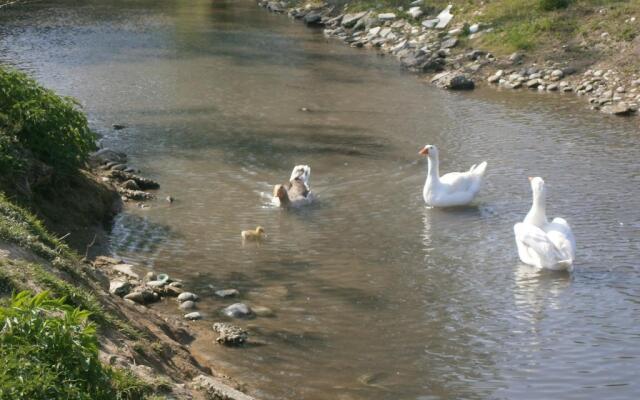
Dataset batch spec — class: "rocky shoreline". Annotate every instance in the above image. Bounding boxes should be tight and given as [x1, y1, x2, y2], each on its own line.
[85, 145, 261, 398]
[259, 0, 640, 117]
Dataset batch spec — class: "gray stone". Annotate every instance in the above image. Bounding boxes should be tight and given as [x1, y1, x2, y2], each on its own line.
[303, 12, 322, 26]
[215, 289, 240, 298]
[441, 38, 458, 49]
[109, 280, 131, 297]
[89, 148, 127, 167]
[180, 300, 197, 310]
[551, 69, 564, 79]
[112, 264, 140, 280]
[408, 7, 423, 19]
[546, 83, 559, 91]
[602, 102, 635, 115]
[435, 73, 475, 90]
[341, 12, 367, 28]
[213, 323, 249, 345]
[487, 70, 504, 83]
[378, 13, 396, 22]
[124, 288, 157, 305]
[526, 79, 541, 88]
[191, 375, 256, 400]
[184, 312, 203, 320]
[422, 18, 439, 29]
[509, 52, 524, 64]
[223, 303, 254, 319]
[177, 292, 199, 302]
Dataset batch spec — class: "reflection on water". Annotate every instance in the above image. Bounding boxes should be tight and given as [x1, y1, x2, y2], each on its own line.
[2, 0, 640, 399]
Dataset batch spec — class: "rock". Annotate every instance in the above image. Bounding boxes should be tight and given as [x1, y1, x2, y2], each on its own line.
[303, 12, 323, 26]
[124, 288, 157, 305]
[118, 188, 153, 201]
[113, 124, 127, 130]
[551, 69, 564, 79]
[378, 13, 396, 22]
[422, 18, 439, 29]
[465, 49, 486, 61]
[435, 5, 453, 29]
[164, 284, 183, 297]
[178, 292, 199, 302]
[122, 179, 139, 190]
[602, 102, 635, 115]
[180, 300, 197, 310]
[184, 312, 202, 321]
[408, 7, 423, 19]
[223, 303, 254, 319]
[111, 164, 127, 171]
[215, 289, 240, 298]
[213, 323, 249, 346]
[166, 196, 174, 203]
[440, 38, 458, 49]
[252, 306, 275, 317]
[547, 83, 559, 91]
[89, 148, 127, 167]
[487, 70, 504, 83]
[341, 12, 367, 28]
[379, 27, 392, 38]
[191, 375, 256, 400]
[469, 23, 480, 33]
[109, 280, 131, 297]
[108, 170, 160, 189]
[436, 73, 475, 90]
[147, 279, 167, 289]
[367, 26, 381, 37]
[526, 79, 541, 88]
[509, 52, 524, 64]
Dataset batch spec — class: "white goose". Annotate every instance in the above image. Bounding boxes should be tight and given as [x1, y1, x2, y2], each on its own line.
[514, 177, 576, 271]
[419, 144, 487, 207]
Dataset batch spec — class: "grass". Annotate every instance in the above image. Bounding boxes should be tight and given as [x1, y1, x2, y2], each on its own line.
[0, 291, 152, 399]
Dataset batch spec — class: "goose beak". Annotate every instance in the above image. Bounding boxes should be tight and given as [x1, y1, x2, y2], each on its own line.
[528, 176, 533, 182]
[419, 147, 429, 156]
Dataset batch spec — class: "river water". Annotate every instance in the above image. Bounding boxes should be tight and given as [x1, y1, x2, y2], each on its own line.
[2, 0, 640, 398]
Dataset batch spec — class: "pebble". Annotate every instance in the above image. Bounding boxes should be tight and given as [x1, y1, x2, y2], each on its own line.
[178, 292, 199, 302]
[252, 306, 275, 317]
[109, 280, 131, 297]
[184, 312, 203, 320]
[179, 300, 197, 310]
[223, 303, 254, 319]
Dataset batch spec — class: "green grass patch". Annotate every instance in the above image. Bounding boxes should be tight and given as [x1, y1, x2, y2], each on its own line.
[0, 291, 151, 399]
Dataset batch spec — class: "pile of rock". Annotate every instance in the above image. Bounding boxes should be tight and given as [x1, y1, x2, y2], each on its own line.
[89, 148, 160, 202]
[488, 66, 576, 92]
[576, 69, 638, 115]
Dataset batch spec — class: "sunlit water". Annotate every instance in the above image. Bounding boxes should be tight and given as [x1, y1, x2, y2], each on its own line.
[2, 0, 640, 398]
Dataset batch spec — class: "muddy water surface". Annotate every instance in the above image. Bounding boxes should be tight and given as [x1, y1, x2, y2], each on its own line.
[1, 0, 640, 399]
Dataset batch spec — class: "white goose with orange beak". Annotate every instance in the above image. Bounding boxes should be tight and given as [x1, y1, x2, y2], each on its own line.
[419, 144, 487, 207]
[514, 177, 576, 271]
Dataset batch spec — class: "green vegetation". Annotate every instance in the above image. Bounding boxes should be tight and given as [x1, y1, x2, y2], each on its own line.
[0, 67, 96, 174]
[0, 291, 151, 399]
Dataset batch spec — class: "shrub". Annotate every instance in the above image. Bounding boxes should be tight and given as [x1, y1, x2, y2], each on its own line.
[0, 291, 149, 399]
[539, 0, 570, 11]
[0, 67, 96, 173]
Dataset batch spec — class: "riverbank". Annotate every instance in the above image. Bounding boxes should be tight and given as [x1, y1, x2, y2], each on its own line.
[0, 67, 255, 399]
[259, 0, 640, 116]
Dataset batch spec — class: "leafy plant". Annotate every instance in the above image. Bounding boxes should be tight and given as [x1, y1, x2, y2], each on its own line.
[0, 291, 150, 399]
[0, 67, 97, 174]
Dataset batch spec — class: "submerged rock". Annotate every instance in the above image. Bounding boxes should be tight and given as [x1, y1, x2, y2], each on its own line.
[223, 303, 254, 319]
[178, 292, 199, 302]
[180, 300, 197, 311]
[213, 322, 249, 345]
[435, 73, 475, 90]
[602, 102, 635, 115]
[184, 312, 203, 320]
